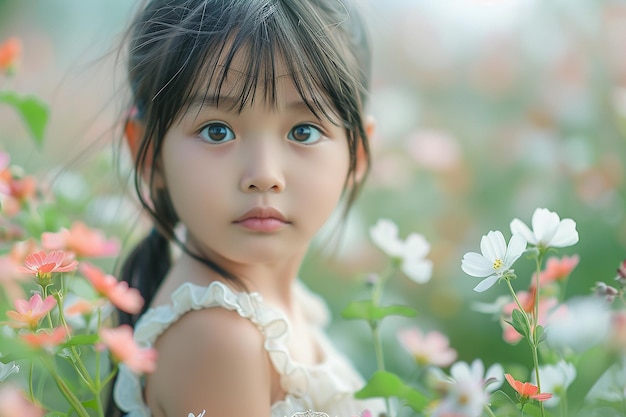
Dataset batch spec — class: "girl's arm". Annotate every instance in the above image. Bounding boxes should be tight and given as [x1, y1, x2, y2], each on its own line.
[144, 307, 274, 417]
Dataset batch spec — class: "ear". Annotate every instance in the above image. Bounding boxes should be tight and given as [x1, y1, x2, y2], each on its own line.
[354, 115, 376, 183]
[124, 116, 144, 162]
[125, 117, 164, 187]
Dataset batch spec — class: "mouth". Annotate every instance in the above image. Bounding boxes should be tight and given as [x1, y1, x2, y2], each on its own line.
[233, 207, 289, 232]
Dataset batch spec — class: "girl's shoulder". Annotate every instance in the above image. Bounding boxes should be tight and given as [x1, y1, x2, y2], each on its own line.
[127, 282, 278, 416]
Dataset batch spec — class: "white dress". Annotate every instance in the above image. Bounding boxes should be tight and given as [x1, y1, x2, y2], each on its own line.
[113, 281, 383, 417]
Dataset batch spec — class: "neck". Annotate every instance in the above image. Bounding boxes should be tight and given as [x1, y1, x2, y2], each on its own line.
[176, 249, 305, 312]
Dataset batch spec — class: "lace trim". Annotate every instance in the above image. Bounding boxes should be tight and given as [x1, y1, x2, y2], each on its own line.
[114, 281, 312, 416]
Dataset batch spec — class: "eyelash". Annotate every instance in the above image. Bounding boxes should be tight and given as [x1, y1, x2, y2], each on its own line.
[196, 122, 325, 145]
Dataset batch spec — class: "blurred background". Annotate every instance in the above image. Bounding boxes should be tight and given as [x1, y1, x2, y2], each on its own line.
[1, 0, 625, 383]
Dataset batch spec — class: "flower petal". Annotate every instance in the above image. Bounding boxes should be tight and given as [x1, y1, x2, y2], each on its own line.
[531, 208, 559, 245]
[549, 218, 579, 248]
[473, 275, 500, 292]
[402, 258, 433, 284]
[480, 231, 506, 261]
[404, 233, 430, 257]
[504, 234, 526, 267]
[462, 252, 493, 277]
[370, 219, 404, 257]
[510, 218, 536, 245]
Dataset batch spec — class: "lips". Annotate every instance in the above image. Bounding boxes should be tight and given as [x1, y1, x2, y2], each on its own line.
[234, 207, 287, 223]
[233, 207, 289, 232]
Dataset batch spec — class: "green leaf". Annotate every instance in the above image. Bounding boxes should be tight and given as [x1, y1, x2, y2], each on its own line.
[0, 335, 40, 361]
[44, 412, 67, 417]
[568, 345, 618, 412]
[489, 390, 523, 416]
[60, 333, 99, 349]
[535, 324, 546, 344]
[341, 299, 417, 322]
[523, 403, 555, 417]
[509, 308, 530, 340]
[355, 370, 429, 412]
[0, 90, 49, 147]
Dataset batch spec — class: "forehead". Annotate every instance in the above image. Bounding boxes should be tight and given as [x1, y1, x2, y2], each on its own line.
[186, 39, 336, 114]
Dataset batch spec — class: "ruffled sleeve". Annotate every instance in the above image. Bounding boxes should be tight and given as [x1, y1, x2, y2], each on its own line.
[114, 282, 273, 417]
[113, 280, 383, 417]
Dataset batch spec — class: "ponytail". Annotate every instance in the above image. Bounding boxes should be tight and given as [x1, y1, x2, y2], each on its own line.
[118, 227, 171, 328]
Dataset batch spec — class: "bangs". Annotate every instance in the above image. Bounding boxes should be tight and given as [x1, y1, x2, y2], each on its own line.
[134, 0, 363, 131]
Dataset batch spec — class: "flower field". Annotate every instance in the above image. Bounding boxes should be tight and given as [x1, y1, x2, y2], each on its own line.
[1, 1, 626, 416]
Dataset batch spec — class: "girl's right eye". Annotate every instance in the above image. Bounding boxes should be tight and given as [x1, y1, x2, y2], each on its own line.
[198, 122, 235, 143]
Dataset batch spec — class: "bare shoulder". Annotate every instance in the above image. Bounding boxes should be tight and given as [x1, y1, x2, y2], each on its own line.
[145, 307, 273, 417]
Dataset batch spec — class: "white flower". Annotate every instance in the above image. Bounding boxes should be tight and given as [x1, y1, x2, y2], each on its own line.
[431, 359, 503, 417]
[461, 230, 526, 292]
[546, 296, 611, 353]
[188, 411, 206, 417]
[369, 219, 432, 283]
[587, 361, 626, 403]
[510, 208, 579, 249]
[0, 360, 19, 382]
[532, 360, 576, 407]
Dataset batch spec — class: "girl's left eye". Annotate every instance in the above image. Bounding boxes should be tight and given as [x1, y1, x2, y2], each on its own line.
[198, 122, 235, 143]
[287, 124, 323, 144]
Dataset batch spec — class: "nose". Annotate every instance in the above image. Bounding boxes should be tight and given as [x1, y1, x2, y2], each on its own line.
[239, 138, 286, 193]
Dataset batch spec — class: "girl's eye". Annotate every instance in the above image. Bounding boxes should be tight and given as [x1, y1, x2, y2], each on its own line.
[288, 124, 323, 144]
[198, 123, 235, 143]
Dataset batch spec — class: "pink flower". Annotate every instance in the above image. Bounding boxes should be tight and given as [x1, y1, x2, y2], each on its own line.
[20, 327, 68, 349]
[99, 325, 157, 374]
[505, 373, 553, 402]
[6, 293, 56, 329]
[398, 327, 457, 367]
[502, 295, 558, 344]
[0, 385, 44, 417]
[42, 222, 120, 258]
[20, 250, 78, 279]
[65, 297, 103, 317]
[79, 262, 143, 314]
[534, 255, 579, 287]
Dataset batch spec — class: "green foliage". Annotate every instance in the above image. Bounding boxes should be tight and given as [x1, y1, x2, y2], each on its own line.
[341, 299, 418, 322]
[0, 91, 49, 147]
[355, 370, 429, 412]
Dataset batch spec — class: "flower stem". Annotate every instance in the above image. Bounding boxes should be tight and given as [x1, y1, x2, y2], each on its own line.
[41, 357, 90, 417]
[533, 252, 545, 417]
[367, 263, 399, 417]
[505, 278, 544, 417]
[28, 360, 35, 402]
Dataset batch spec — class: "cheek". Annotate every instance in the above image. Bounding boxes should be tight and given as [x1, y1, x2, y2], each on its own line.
[292, 146, 350, 223]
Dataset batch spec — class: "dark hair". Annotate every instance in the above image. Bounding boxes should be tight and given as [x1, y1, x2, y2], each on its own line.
[118, 0, 372, 324]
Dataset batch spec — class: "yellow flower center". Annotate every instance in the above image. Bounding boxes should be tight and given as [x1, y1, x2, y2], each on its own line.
[493, 258, 503, 270]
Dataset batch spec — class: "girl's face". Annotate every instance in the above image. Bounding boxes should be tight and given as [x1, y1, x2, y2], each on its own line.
[156, 61, 352, 270]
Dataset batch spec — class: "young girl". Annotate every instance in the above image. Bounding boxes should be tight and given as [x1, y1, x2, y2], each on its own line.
[110, 0, 382, 416]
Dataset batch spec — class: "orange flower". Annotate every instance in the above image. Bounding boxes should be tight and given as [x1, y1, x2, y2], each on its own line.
[6, 293, 56, 329]
[21, 250, 78, 281]
[99, 325, 157, 374]
[0, 37, 21, 74]
[80, 262, 143, 314]
[505, 373, 552, 402]
[42, 222, 121, 258]
[7, 175, 37, 203]
[20, 327, 68, 349]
